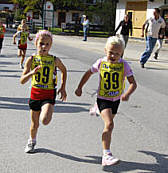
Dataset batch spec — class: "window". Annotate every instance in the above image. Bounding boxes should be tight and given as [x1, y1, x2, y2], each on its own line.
[33, 11, 40, 19]
[72, 13, 79, 21]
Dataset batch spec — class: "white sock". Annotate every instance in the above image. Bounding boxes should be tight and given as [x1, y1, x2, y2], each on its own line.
[103, 149, 111, 155]
[29, 137, 36, 143]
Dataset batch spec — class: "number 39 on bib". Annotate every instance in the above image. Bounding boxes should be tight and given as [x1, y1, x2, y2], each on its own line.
[99, 61, 124, 98]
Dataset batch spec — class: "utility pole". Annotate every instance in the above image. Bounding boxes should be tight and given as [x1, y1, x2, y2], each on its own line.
[42, 0, 46, 29]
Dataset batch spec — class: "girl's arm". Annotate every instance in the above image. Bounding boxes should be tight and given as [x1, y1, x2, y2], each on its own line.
[121, 75, 137, 101]
[55, 57, 67, 101]
[13, 33, 17, 44]
[75, 69, 93, 97]
[20, 57, 41, 84]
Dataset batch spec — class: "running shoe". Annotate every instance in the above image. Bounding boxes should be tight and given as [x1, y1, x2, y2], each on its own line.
[20, 64, 24, 69]
[153, 53, 158, 60]
[24, 139, 36, 153]
[89, 103, 100, 116]
[102, 153, 120, 166]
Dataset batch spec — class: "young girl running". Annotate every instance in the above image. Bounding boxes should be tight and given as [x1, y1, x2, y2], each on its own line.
[75, 36, 137, 166]
[20, 30, 67, 153]
[13, 24, 33, 69]
[0, 20, 6, 54]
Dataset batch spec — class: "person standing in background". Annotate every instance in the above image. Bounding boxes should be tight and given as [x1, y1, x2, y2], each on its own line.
[82, 15, 89, 41]
[0, 20, 6, 54]
[114, 14, 132, 48]
[140, 8, 165, 68]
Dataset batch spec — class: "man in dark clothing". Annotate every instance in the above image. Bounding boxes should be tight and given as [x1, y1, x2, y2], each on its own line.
[115, 14, 133, 48]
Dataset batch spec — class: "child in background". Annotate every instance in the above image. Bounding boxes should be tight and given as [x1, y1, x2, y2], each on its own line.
[17, 19, 29, 32]
[20, 30, 67, 153]
[13, 24, 33, 69]
[75, 36, 137, 166]
[0, 20, 6, 54]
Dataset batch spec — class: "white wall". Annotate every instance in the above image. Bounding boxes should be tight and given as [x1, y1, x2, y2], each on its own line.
[147, 0, 165, 19]
[115, 0, 126, 33]
[116, 0, 165, 28]
[66, 12, 72, 24]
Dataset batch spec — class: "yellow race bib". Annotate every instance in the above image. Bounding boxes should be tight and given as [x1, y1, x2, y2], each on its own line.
[99, 61, 124, 98]
[20, 32, 28, 44]
[31, 55, 56, 90]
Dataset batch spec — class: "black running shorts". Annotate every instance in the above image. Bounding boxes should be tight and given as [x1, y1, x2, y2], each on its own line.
[97, 98, 120, 114]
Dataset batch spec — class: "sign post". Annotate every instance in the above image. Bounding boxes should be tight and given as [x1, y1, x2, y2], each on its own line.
[43, 1, 54, 29]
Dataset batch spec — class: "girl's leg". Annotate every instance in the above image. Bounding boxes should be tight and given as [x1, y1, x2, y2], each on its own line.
[25, 110, 40, 153]
[30, 110, 40, 140]
[101, 109, 119, 166]
[18, 49, 21, 57]
[0, 38, 3, 53]
[101, 108, 115, 150]
[40, 103, 54, 125]
[20, 50, 26, 65]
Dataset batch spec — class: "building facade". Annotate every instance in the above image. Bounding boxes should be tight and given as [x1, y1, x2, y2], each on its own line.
[116, 0, 168, 38]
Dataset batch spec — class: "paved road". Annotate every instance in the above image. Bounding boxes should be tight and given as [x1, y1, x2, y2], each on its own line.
[0, 32, 168, 173]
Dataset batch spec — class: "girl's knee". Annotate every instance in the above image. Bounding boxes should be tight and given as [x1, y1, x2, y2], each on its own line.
[105, 121, 114, 131]
[41, 115, 52, 125]
[31, 122, 39, 130]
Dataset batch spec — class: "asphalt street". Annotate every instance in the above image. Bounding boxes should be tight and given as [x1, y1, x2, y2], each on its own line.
[0, 32, 168, 173]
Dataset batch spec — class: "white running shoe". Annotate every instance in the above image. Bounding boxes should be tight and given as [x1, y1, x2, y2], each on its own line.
[102, 153, 120, 166]
[20, 63, 24, 69]
[89, 103, 100, 116]
[24, 139, 36, 153]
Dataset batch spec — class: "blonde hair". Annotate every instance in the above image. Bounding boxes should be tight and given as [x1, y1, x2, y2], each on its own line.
[105, 36, 125, 51]
[35, 30, 53, 44]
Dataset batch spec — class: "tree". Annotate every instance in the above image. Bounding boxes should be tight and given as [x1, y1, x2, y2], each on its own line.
[87, 0, 117, 35]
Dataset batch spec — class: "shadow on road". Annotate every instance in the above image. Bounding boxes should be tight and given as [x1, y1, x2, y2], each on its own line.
[54, 100, 90, 113]
[0, 96, 90, 113]
[0, 69, 22, 73]
[0, 97, 29, 110]
[56, 100, 90, 106]
[33, 149, 168, 172]
[54, 105, 89, 113]
[0, 61, 17, 65]
[35, 148, 101, 164]
[149, 59, 168, 64]
[145, 66, 168, 70]
[0, 74, 20, 78]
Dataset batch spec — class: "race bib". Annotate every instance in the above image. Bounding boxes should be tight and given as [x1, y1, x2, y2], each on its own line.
[31, 55, 55, 90]
[99, 61, 124, 98]
[20, 32, 28, 44]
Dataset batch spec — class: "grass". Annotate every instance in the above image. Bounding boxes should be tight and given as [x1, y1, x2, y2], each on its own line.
[34, 27, 110, 38]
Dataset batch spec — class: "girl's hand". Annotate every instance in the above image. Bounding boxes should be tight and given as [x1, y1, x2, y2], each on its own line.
[121, 93, 130, 101]
[58, 88, 67, 101]
[75, 88, 82, 97]
[31, 65, 41, 75]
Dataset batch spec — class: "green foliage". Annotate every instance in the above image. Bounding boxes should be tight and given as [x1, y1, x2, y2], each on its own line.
[87, 0, 117, 35]
[11, 0, 117, 35]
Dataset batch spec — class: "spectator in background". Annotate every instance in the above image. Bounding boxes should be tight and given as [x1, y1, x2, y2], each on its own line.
[114, 14, 133, 48]
[140, 8, 165, 68]
[0, 20, 6, 54]
[82, 15, 89, 41]
[153, 28, 165, 60]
